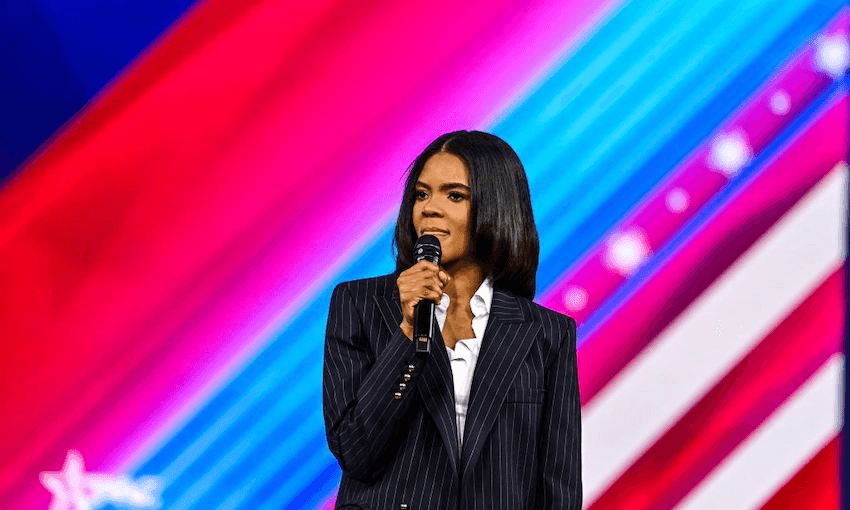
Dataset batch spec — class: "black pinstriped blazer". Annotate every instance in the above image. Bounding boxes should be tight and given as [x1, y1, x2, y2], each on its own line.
[323, 274, 581, 510]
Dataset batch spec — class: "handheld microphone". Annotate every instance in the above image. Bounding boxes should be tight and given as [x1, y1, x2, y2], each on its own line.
[412, 235, 442, 354]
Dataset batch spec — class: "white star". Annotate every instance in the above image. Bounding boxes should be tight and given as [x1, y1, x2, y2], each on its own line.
[665, 187, 690, 213]
[815, 33, 849, 79]
[708, 131, 751, 176]
[604, 229, 651, 276]
[40, 450, 93, 510]
[39, 450, 162, 509]
[769, 90, 791, 115]
[564, 286, 588, 312]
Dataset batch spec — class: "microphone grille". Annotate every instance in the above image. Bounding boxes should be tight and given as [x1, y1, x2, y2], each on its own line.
[414, 234, 441, 263]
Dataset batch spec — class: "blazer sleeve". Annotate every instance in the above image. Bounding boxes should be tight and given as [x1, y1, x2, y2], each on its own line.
[536, 314, 583, 509]
[323, 282, 422, 482]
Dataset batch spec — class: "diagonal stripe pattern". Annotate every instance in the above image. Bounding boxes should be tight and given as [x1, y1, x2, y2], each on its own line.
[0, 0, 845, 508]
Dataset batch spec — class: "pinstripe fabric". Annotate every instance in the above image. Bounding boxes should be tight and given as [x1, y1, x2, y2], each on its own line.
[324, 274, 581, 509]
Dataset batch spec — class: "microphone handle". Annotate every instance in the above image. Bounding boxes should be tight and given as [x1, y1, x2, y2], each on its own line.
[413, 299, 435, 354]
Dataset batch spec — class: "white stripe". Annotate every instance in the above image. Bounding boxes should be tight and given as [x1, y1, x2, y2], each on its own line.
[582, 163, 847, 504]
[675, 354, 844, 510]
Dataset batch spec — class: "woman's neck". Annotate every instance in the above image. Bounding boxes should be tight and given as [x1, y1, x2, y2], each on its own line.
[443, 258, 485, 304]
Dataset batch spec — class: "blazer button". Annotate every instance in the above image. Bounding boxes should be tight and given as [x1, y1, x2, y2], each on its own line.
[393, 391, 404, 401]
[402, 373, 413, 382]
[406, 363, 416, 373]
[398, 382, 408, 391]
[399, 504, 409, 510]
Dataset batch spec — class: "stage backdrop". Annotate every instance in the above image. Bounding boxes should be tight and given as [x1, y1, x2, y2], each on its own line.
[0, 1, 846, 509]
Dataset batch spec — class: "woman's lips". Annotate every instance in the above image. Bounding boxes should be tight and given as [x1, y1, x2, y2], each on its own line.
[421, 230, 449, 236]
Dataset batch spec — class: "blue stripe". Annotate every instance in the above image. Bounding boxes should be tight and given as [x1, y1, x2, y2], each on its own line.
[528, 0, 845, 290]
[126, 1, 846, 507]
[579, 82, 848, 341]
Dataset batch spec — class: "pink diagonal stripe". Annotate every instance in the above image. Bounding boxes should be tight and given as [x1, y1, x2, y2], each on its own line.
[0, 0, 623, 506]
[576, 91, 847, 406]
[539, 8, 848, 323]
[588, 267, 844, 509]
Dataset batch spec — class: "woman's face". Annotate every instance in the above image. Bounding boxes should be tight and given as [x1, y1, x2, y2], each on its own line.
[412, 152, 473, 266]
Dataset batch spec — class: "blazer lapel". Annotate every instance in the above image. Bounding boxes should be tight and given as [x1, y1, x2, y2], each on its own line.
[373, 283, 404, 338]
[460, 289, 540, 481]
[373, 284, 460, 474]
[417, 326, 461, 472]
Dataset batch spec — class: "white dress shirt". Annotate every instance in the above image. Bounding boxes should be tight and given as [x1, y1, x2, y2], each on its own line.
[435, 277, 493, 451]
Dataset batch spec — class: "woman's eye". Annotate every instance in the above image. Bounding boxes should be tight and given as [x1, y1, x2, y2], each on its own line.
[448, 192, 467, 202]
[415, 190, 428, 200]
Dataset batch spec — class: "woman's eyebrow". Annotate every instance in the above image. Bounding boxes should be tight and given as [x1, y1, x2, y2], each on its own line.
[440, 182, 471, 192]
[415, 181, 471, 192]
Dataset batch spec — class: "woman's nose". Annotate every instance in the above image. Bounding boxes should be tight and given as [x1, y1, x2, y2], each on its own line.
[421, 197, 442, 216]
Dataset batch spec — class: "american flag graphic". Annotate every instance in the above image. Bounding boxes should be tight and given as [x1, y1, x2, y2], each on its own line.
[0, 0, 845, 508]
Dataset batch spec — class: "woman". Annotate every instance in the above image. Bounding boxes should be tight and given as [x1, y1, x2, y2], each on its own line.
[323, 131, 581, 509]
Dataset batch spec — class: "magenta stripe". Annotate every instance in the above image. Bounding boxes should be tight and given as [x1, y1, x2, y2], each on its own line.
[3, 5, 628, 507]
[576, 93, 847, 405]
[539, 8, 849, 322]
[0, 2, 627, 506]
[588, 267, 844, 509]
[112, 0, 625, 472]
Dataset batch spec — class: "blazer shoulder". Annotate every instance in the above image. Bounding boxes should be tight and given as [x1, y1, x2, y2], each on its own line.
[533, 300, 576, 330]
[333, 273, 397, 299]
[519, 296, 578, 350]
[505, 291, 576, 330]
[493, 288, 576, 342]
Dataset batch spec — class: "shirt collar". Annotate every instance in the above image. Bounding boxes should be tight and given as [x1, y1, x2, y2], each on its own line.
[471, 276, 493, 317]
[437, 276, 493, 317]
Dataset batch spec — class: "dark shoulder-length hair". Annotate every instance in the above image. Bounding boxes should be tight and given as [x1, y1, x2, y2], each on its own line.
[393, 130, 540, 299]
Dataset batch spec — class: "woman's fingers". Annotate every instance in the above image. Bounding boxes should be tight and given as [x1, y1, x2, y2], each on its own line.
[396, 261, 447, 327]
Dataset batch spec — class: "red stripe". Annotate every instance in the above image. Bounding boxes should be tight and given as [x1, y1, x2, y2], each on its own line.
[0, 0, 618, 506]
[758, 436, 840, 510]
[537, 10, 848, 323]
[587, 267, 844, 509]
[0, 0, 262, 193]
[577, 94, 847, 406]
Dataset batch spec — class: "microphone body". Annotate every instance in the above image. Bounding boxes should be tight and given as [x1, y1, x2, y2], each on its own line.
[412, 235, 442, 354]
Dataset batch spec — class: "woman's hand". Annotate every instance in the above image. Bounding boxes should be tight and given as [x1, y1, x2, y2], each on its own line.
[396, 261, 449, 339]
